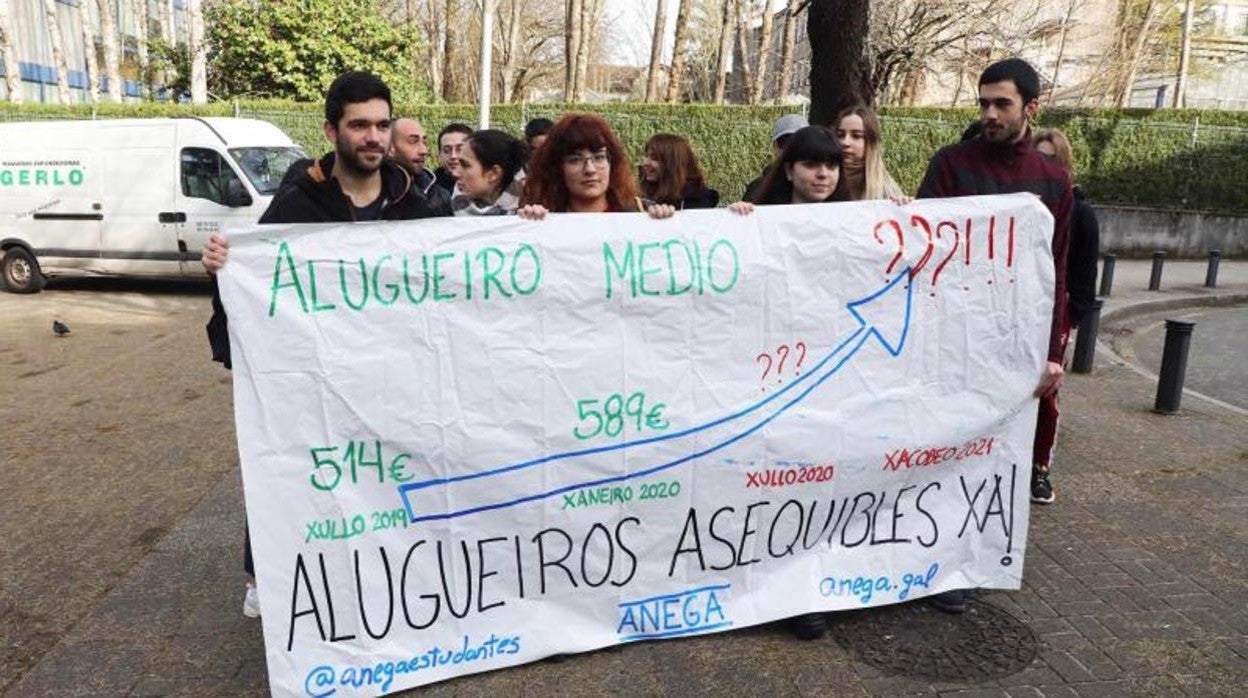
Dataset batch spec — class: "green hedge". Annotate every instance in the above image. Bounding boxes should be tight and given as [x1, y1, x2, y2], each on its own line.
[4, 101, 1246, 213]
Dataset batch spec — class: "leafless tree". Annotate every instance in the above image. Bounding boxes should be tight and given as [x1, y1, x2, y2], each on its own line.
[133, 0, 151, 98]
[0, 0, 22, 102]
[1047, 0, 1087, 104]
[77, 0, 99, 103]
[1116, 0, 1166, 107]
[712, 0, 733, 103]
[158, 0, 173, 43]
[40, 0, 71, 103]
[776, 0, 803, 102]
[645, 0, 669, 102]
[573, 0, 603, 101]
[188, 0, 207, 102]
[98, 0, 122, 101]
[565, 0, 582, 99]
[413, 0, 445, 101]
[497, 0, 564, 100]
[1173, 0, 1194, 107]
[498, 0, 522, 101]
[735, 0, 755, 103]
[665, 0, 696, 102]
[867, 0, 1048, 107]
[751, 0, 774, 102]
[444, 0, 467, 102]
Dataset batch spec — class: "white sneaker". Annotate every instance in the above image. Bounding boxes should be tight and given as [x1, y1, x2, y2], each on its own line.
[243, 582, 261, 618]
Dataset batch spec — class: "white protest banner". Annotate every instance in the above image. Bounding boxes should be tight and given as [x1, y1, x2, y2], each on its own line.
[218, 193, 1054, 697]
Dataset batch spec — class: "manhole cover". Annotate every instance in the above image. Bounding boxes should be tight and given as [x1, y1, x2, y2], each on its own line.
[826, 598, 1038, 682]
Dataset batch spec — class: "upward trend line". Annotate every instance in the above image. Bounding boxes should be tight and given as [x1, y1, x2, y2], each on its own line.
[398, 270, 914, 524]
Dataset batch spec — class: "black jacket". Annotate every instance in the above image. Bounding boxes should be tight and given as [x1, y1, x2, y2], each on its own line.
[644, 181, 721, 210]
[207, 152, 444, 368]
[678, 181, 720, 210]
[411, 166, 453, 217]
[433, 166, 456, 198]
[1067, 186, 1100, 326]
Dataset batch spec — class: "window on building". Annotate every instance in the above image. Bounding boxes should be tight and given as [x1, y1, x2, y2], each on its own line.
[180, 148, 247, 205]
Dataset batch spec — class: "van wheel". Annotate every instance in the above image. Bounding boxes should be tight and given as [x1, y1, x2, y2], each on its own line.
[1, 247, 45, 293]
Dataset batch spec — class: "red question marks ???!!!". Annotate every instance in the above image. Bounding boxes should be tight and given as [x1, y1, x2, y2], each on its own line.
[870, 214, 1017, 293]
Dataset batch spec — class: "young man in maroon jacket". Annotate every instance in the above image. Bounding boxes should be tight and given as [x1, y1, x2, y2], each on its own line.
[917, 58, 1073, 614]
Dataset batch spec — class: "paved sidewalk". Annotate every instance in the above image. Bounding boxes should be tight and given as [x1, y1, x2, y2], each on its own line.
[3, 263, 1245, 697]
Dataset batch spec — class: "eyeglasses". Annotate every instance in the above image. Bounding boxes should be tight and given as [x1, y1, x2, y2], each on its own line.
[563, 151, 610, 170]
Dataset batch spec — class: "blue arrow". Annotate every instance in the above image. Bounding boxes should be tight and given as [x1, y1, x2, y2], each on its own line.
[399, 269, 914, 523]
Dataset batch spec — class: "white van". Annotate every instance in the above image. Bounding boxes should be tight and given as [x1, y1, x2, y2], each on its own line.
[0, 117, 307, 292]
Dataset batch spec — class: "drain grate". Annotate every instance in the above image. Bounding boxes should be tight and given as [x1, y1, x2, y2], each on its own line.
[826, 598, 1038, 682]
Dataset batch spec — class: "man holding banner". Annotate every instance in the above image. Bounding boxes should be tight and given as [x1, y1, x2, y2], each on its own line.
[203, 70, 447, 619]
[918, 58, 1073, 613]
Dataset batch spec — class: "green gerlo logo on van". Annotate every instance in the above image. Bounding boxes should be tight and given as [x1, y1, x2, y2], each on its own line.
[0, 167, 85, 187]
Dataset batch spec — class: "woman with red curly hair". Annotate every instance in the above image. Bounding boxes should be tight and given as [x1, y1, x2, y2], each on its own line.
[519, 114, 673, 219]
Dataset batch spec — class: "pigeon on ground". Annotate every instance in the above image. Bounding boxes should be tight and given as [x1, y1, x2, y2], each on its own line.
[52, 320, 70, 336]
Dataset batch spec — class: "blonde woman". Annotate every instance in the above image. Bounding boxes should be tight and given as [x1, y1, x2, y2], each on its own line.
[833, 104, 904, 201]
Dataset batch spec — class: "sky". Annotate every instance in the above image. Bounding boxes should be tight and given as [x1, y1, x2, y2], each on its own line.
[602, 0, 783, 67]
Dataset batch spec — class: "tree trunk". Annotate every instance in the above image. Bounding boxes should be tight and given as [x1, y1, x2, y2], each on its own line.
[735, 0, 755, 104]
[950, 36, 970, 107]
[665, 0, 694, 102]
[158, 0, 171, 42]
[425, 0, 444, 103]
[0, 0, 20, 102]
[1174, 0, 1194, 107]
[712, 0, 733, 103]
[187, 0, 207, 103]
[444, 0, 462, 102]
[751, 0, 774, 103]
[1047, 0, 1079, 105]
[1117, 0, 1160, 108]
[41, 0, 72, 103]
[499, 0, 523, 102]
[97, 0, 122, 101]
[78, 0, 99, 103]
[573, 0, 593, 101]
[776, 0, 800, 102]
[807, 0, 871, 124]
[133, 0, 150, 98]
[565, 0, 582, 100]
[645, 0, 668, 102]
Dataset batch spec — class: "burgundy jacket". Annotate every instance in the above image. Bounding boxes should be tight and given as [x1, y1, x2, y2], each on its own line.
[917, 131, 1073, 363]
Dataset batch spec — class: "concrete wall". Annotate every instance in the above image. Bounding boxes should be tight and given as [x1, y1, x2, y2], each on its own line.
[1093, 205, 1248, 258]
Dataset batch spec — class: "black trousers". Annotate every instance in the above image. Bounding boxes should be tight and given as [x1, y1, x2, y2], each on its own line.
[243, 523, 255, 576]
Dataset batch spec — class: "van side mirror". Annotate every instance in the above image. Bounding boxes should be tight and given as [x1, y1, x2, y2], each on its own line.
[225, 179, 253, 208]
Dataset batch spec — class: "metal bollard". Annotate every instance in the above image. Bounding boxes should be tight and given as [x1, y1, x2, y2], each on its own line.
[1205, 250, 1221, 288]
[1099, 254, 1116, 297]
[1071, 300, 1103, 374]
[1154, 319, 1195, 414]
[1148, 251, 1166, 291]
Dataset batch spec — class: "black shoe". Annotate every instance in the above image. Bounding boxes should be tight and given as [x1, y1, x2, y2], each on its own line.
[788, 613, 827, 640]
[928, 589, 969, 614]
[1031, 464, 1055, 504]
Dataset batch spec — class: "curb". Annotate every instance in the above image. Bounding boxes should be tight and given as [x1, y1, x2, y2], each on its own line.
[1091, 291, 1248, 418]
[1099, 291, 1248, 326]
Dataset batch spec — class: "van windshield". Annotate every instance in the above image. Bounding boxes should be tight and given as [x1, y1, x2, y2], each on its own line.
[228, 147, 308, 196]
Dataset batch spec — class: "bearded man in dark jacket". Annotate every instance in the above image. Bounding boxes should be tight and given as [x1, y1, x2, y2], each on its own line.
[199, 71, 445, 620]
[204, 71, 446, 366]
